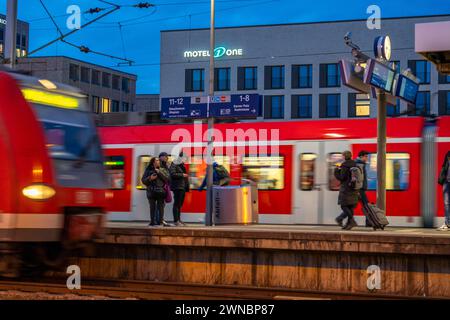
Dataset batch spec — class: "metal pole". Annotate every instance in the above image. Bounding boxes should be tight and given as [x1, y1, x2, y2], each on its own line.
[205, 0, 215, 226]
[4, 0, 18, 68]
[376, 89, 387, 211]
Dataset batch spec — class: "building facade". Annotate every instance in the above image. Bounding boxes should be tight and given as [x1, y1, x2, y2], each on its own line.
[0, 13, 29, 59]
[136, 94, 160, 112]
[17, 56, 137, 115]
[160, 15, 450, 121]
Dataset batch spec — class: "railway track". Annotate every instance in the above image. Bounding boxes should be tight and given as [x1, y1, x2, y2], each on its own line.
[0, 278, 425, 300]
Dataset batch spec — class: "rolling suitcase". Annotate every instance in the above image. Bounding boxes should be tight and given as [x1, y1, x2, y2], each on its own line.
[363, 203, 389, 230]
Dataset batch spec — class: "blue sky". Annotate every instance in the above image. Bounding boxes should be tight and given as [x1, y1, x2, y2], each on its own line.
[1, 0, 450, 93]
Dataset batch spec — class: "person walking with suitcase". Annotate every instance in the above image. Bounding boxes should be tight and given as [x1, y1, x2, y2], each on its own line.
[355, 150, 370, 226]
[437, 151, 450, 231]
[169, 152, 190, 226]
[334, 150, 360, 230]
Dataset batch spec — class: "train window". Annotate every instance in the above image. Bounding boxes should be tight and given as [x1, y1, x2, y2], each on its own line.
[367, 153, 410, 190]
[300, 153, 317, 191]
[328, 153, 344, 191]
[188, 155, 230, 189]
[242, 156, 285, 190]
[136, 155, 152, 190]
[104, 156, 125, 190]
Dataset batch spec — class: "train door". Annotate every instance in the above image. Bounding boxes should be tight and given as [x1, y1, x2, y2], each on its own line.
[293, 142, 321, 224]
[293, 140, 350, 225]
[321, 141, 351, 224]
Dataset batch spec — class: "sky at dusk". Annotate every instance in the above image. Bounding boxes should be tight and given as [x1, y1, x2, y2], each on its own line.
[1, 0, 449, 93]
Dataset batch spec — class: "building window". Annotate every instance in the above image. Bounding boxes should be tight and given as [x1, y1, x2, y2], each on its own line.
[111, 100, 120, 112]
[264, 95, 284, 119]
[122, 78, 130, 93]
[92, 70, 100, 85]
[292, 94, 312, 118]
[320, 63, 340, 87]
[21, 34, 26, 48]
[438, 90, 450, 115]
[215, 67, 230, 91]
[80, 67, 90, 83]
[367, 153, 410, 190]
[438, 73, 450, 84]
[265, 66, 285, 89]
[348, 93, 370, 117]
[409, 91, 430, 116]
[92, 96, 100, 113]
[292, 64, 312, 88]
[122, 102, 130, 112]
[69, 64, 79, 81]
[387, 99, 401, 117]
[238, 66, 257, 90]
[300, 153, 317, 191]
[102, 72, 111, 88]
[185, 69, 204, 92]
[16, 33, 20, 47]
[112, 75, 120, 90]
[242, 156, 285, 190]
[408, 60, 430, 84]
[101, 98, 111, 113]
[319, 94, 340, 118]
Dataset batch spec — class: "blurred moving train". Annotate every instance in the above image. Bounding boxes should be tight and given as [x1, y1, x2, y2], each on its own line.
[100, 116, 449, 227]
[0, 69, 107, 276]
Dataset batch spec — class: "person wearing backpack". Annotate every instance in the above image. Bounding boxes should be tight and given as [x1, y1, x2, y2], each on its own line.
[198, 162, 231, 191]
[334, 150, 360, 230]
[437, 151, 450, 231]
[141, 157, 170, 227]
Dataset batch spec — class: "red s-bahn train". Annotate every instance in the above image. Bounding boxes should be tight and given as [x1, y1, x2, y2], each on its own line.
[100, 116, 449, 227]
[0, 69, 107, 276]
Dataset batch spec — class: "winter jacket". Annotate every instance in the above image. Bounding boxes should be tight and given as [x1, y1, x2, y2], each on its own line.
[334, 159, 359, 206]
[169, 162, 190, 191]
[355, 157, 368, 190]
[141, 165, 170, 199]
[438, 151, 450, 185]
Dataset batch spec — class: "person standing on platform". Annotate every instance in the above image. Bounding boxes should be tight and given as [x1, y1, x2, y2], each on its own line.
[437, 151, 450, 231]
[142, 157, 170, 227]
[158, 152, 173, 226]
[334, 150, 359, 230]
[169, 152, 190, 226]
[355, 150, 370, 226]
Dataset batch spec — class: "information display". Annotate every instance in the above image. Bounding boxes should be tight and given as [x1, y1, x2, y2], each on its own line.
[395, 74, 419, 105]
[364, 59, 395, 93]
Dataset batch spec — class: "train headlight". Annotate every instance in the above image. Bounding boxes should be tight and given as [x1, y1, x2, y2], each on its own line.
[22, 184, 56, 200]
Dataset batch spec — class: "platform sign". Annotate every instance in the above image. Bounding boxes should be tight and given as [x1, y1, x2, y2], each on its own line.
[394, 74, 419, 105]
[210, 94, 259, 118]
[162, 94, 259, 119]
[364, 59, 396, 93]
[161, 97, 191, 119]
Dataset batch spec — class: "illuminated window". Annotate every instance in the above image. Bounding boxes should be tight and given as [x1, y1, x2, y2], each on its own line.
[188, 155, 230, 189]
[300, 153, 317, 191]
[101, 98, 111, 113]
[367, 153, 410, 190]
[104, 156, 125, 190]
[354, 93, 370, 117]
[242, 156, 284, 190]
[136, 155, 152, 190]
[328, 153, 344, 191]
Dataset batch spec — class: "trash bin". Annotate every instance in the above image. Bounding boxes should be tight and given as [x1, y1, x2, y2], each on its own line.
[213, 180, 259, 225]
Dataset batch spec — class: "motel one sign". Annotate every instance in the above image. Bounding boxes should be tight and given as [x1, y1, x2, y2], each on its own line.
[184, 46, 243, 59]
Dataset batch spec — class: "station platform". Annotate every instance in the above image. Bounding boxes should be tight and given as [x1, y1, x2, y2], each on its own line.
[69, 223, 450, 299]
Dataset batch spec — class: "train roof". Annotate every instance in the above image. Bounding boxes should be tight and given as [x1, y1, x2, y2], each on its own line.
[99, 116, 450, 145]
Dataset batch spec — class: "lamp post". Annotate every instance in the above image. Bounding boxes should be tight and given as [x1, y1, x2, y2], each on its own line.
[4, 0, 18, 68]
[205, 0, 215, 226]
